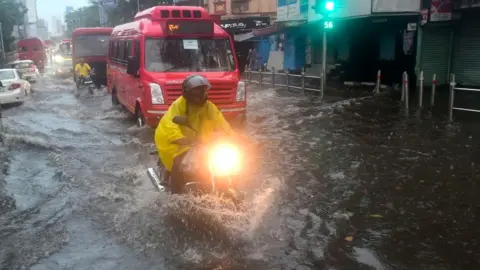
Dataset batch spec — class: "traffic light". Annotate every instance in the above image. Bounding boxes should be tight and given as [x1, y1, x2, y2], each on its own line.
[325, 1, 335, 11]
[312, 0, 335, 15]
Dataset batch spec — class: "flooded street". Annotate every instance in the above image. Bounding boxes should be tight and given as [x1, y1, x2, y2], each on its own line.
[1, 73, 479, 270]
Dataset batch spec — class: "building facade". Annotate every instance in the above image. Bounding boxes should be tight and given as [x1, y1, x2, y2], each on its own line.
[37, 19, 49, 40]
[25, 0, 38, 38]
[417, 0, 480, 87]
[306, 0, 421, 85]
[201, 0, 277, 72]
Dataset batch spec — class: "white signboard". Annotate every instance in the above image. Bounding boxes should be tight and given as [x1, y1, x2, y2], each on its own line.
[277, 0, 308, 22]
[183, 39, 198, 50]
[372, 0, 421, 13]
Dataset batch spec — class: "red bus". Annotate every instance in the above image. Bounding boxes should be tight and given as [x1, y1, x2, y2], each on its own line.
[72, 27, 113, 86]
[17, 38, 47, 72]
[107, 6, 246, 128]
[58, 39, 72, 55]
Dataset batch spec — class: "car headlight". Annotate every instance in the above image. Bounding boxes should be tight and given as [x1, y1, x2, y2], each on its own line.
[236, 81, 246, 102]
[54, 55, 64, 63]
[208, 143, 241, 176]
[149, 83, 164, 104]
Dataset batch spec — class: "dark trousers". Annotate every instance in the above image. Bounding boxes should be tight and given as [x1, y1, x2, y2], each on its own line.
[166, 150, 189, 194]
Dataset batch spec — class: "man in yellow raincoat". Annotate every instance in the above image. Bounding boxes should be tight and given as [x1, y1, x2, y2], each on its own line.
[154, 75, 236, 193]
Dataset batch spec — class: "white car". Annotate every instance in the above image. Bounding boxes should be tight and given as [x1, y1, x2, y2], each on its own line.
[8, 60, 40, 83]
[0, 69, 31, 105]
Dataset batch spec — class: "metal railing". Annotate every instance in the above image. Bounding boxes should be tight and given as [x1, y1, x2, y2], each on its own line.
[244, 64, 325, 99]
[448, 74, 480, 121]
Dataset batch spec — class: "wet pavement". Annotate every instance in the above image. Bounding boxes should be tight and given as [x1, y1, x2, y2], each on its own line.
[0, 71, 479, 270]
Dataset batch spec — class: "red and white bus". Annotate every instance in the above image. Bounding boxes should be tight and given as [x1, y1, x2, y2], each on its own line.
[72, 28, 113, 86]
[107, 6, 246, 128]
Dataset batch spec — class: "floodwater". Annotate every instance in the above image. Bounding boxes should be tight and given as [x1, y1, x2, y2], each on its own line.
[0, 72, 479, 270]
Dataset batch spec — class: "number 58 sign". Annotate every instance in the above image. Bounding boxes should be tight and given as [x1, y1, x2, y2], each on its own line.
[324, 21, 333, 29]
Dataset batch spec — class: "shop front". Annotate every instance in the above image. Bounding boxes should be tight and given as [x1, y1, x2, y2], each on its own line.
[451, 9, 480, 87]
[220, 17, 270, 72]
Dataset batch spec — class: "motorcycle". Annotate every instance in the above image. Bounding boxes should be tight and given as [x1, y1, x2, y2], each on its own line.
[147, 116, 245, 205]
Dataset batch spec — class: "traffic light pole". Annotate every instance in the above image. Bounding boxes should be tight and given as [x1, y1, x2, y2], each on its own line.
[321, 30, 326, 99]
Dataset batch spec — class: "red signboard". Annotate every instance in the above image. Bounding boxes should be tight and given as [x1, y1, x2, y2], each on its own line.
[430, 0, 452, 22]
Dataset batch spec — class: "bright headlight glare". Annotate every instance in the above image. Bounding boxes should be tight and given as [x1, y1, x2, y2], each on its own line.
[236, 81, 246, 102]
[54, 55, 64, 62]
[149, 83, 164, 104]
[208, 143, 241, 176]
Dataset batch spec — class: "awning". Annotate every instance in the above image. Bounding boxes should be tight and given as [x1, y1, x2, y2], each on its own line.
[234, 25, 282, 42]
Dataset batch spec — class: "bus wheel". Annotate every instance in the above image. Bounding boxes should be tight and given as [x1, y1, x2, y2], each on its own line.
[111, 88, 119, 106]
[135, 104, 144, 127]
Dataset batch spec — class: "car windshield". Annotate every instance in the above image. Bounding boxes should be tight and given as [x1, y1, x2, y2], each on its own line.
[0, 70, 16, 80]
[11, 62, 32, 69]
[145, 38, 235, 72]
[73, 35, 109, 57]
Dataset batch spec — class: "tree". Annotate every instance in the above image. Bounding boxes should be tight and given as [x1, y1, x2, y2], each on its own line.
[64, 5, 101, 37]
[104, 0, 174, 26]
[0, 0, 27, 52]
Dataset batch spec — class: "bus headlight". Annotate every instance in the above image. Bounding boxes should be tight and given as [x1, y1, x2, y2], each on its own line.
[149, 83, 165, 104]
[236, 81, 246, 102]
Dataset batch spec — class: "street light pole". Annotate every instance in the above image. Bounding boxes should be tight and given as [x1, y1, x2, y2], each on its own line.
[137, 0, 140, 12]
[0, 23, 5, 66]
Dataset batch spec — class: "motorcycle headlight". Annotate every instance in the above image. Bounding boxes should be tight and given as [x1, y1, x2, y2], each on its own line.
[208, 143, 241, 176]
[149, 83, 164, 104]
[236, 81, 246, 102]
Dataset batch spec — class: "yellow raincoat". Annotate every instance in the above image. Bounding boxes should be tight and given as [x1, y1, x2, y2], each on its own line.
[154, 96, 235, 171]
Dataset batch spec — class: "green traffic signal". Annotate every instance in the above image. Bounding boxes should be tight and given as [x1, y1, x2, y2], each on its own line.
[325, 1, 334, 11]
[313, 0, 335, 14]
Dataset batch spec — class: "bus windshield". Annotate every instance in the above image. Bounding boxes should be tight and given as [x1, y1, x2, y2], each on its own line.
[60, 43, 71, 55]
[145, 38, 236, 72]
[74, 35, 109, 57]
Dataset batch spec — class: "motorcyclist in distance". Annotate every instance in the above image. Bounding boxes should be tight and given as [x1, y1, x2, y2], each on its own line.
[154, 75, 246, 194]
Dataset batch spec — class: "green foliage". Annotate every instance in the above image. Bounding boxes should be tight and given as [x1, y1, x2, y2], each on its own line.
[102, 0, 174, 26]
[64, 5, 102, 37]
[0, 0, 27, 52]
[63, 0, 175, 37]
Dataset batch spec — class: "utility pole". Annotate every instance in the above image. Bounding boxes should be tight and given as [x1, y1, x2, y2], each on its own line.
[137, 0, 140, 12]
[0, 23, 5, 67]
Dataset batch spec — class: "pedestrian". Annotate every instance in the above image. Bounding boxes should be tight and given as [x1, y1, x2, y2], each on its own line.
[247, 48, 258, 70]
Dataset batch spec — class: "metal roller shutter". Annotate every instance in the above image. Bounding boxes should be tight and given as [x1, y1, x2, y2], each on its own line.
[452, 13, 480, 86]
[420, 24, 453, 86]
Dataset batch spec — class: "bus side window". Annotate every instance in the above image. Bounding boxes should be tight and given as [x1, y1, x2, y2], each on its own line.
[109, 41, 114, 60]
[124, 40, 132, 62]
[113, 41, 119, 63]
[118, 41, 125, 64]
[134, 40, 140, 58]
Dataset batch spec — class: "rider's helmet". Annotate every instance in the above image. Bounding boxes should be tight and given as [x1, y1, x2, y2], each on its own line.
[182, 74, 211, 105]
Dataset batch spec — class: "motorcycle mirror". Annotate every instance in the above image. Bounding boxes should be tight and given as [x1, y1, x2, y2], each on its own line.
[172, 116, 189, 126]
